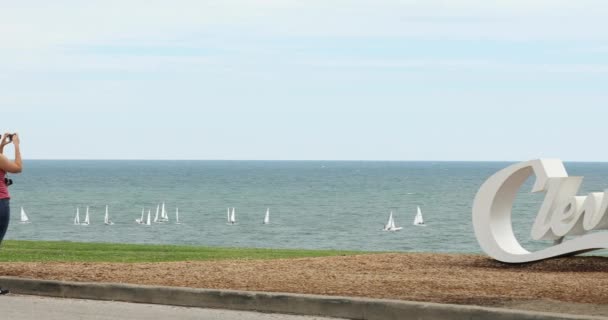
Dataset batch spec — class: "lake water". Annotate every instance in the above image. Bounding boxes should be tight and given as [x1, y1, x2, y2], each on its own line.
[5, 160, 608, 254]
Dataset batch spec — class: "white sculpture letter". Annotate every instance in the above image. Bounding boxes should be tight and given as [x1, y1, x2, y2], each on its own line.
[472, 159, 608, 263]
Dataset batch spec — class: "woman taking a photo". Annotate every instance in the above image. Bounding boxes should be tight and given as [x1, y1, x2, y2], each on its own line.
[0, 132, 22, 294]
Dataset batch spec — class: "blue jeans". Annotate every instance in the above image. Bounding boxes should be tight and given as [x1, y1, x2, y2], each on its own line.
[0, 199, 9, 245]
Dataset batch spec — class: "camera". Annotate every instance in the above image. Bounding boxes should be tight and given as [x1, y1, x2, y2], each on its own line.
[7, 134, 14, 142]
[4, 178, 12, 187]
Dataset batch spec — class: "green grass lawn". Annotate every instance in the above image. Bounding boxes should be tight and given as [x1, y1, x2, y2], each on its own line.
[0, 240, 363, 263]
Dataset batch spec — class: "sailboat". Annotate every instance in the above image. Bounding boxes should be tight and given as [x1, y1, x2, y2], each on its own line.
[175, 207, 180, 224]
[382, 210, 402, 231]
[383, 210, 393, 231]
[159, 202, 169, 222]
[19, 207, 30, 224]
[104, 205, 114, 225]
[82, 206, 90, 225]
[146, 209, 151, 225]
[154, 204, 160, 223]
[136, 207, 145, 224]
[263, 208, 270, 224]
[73, 207, 81, 225]
[230, 207, 236, 224]
[413, 206, 426, 226]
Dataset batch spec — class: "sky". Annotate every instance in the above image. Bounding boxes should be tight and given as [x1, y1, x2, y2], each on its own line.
[1, 0, 608, 161]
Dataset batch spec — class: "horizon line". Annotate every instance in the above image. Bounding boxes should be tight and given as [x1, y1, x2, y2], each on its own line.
[16, 158, 608, 163]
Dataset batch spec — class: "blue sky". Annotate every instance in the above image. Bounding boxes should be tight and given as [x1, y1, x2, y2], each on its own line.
[2, 1, 608, 161]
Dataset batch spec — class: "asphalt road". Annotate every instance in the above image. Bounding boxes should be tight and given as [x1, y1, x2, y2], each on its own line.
[0, 294, 341, 320]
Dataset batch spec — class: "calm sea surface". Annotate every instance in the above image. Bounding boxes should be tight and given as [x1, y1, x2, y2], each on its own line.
[5, 160, 608, 254]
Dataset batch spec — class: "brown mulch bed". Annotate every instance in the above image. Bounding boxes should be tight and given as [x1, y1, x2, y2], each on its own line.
[1, 253, 607, 314]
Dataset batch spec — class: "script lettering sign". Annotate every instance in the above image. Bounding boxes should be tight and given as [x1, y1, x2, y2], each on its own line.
[472, 159, 608, 263]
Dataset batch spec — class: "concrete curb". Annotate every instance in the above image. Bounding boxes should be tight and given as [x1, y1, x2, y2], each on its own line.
[0, 277, 605, 320]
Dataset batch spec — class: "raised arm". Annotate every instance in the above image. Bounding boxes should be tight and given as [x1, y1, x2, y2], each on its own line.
[0, 133, 22, 173]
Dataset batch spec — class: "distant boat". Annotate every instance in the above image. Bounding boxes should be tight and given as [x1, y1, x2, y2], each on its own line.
[104, 205, 114, 225]
[74, 208, 81, 225]
[263, 208, 270, 224]
[383, 210, 402, 231]
[146, 209, 151, 225]
[82, 206, 90, 225]
[154, 204, 160, 223]
[160, 202, 169, 222]
[19, 207, 30, 224]
[383, 210, 393, 231]
[175, 207, 180, 224]
[229, 207, 236, 224]
[136, 207, 145, 224]
[413, 206, 425, 226]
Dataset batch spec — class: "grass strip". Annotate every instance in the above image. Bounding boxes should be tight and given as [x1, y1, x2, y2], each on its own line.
[0, 240, 363, 263]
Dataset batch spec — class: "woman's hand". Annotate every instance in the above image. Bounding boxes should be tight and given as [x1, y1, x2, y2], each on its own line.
[10, 133, 19, 146]
[0, 133, 11, 147]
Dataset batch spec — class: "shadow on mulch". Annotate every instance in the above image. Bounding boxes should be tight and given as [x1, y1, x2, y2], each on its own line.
[463, 255, 608, 273]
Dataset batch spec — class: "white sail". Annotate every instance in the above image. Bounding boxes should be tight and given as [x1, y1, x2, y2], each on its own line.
[230, 207, 236, 224]
[136, 207, 144, 224]
[20, 207, 30, 223]
[104, 205, 114, 225]
[82, 206, 90, 225]
[146, 209, 151, 225]
[175, 207, 180, 224]
[263, 208, 270, 224]
[383, 211, 393, 230]
[154, 204, 160, 223]
[160, 202, 168, 222]
[383, 210, 402, 231]
[413, 206, 425, 226]
[74, 208, 80, 225]
[391, 213, 402, 231]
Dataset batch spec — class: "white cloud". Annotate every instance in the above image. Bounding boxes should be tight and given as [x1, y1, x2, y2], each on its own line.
[568, 46, 608, 54]
[0, 0, 605, 76]
[0, 0, 291, 49]
[300, 58, 608, 75]
[300, 58, 492, 69]
[0, 49, 215, 73]
[1, 0, 607, 52]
